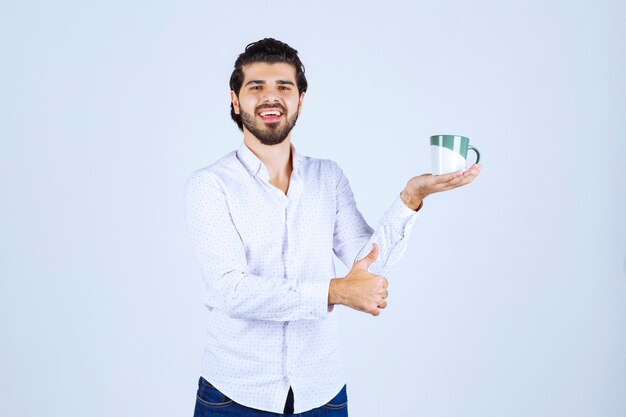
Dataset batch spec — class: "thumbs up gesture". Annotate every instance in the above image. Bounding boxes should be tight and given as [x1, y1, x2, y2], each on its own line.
[329, 243, 389, 316]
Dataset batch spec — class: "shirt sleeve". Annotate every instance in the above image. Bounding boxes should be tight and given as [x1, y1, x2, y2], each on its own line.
[184, 171, 332, 322]
[332, 162, 420, 276]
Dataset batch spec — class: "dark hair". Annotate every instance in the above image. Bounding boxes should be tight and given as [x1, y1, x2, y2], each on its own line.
[229, 38, 308, 131]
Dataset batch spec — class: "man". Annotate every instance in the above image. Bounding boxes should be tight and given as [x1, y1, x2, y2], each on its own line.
[184, 38, 481, 416]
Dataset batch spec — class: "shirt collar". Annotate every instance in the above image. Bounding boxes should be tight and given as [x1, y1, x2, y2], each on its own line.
[236, 141, 302, 181]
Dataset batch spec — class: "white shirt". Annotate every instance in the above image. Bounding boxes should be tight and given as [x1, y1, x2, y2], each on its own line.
[183, 141, 420, 414]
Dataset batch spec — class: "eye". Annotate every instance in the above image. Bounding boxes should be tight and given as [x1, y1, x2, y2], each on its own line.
[250, 85, 262, 90]
[278, 85, 291, 91]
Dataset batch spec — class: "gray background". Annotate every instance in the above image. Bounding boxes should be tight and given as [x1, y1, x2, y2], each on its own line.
[1, 1, 625, 416]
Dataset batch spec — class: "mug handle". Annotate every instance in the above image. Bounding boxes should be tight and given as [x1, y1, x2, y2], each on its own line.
[468, 146, 480, 165]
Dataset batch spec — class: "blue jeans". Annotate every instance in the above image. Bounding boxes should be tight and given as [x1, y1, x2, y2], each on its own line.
[193, 377, 348, 416]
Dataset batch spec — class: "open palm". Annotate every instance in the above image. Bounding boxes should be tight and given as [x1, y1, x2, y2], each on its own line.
[405, 164, 482, 202]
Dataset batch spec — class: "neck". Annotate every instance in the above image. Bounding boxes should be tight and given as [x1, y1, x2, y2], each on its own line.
[243, 133, 293, 180]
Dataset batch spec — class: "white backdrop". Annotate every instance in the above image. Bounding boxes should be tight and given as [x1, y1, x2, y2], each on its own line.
[1, 1, 625, 416]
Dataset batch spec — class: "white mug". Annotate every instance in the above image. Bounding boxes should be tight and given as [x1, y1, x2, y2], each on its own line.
[430, 135, 480, 175]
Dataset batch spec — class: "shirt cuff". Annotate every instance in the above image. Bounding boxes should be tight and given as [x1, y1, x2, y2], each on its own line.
[382, 195, 420, 231]
[300, 279, 333, 319]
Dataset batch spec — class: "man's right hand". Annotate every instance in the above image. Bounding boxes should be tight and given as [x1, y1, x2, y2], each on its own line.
[329, 243, 389, 316]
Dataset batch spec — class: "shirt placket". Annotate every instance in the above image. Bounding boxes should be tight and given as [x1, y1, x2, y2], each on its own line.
[256, 161, 303, 391]
[273, 174, 302, 389]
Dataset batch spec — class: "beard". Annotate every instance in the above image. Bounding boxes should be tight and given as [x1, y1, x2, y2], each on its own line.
[240, 105, 299, 146]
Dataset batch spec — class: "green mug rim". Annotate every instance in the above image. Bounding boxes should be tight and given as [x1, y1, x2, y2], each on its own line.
[430, 135, 473, 160]
[430, 134, 470, 142]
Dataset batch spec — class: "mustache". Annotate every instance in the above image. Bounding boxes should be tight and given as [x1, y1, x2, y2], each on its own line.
[255, 103, 287, 113]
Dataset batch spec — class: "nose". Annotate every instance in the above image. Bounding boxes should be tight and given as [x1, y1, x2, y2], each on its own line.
[261, 86, 280, 104]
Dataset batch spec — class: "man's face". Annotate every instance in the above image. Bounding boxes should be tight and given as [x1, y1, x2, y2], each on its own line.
[231, 62, 304, 146]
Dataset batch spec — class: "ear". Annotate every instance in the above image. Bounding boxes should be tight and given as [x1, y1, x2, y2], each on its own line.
[230, 90, 240, 115]
[297, 91, 305, 115]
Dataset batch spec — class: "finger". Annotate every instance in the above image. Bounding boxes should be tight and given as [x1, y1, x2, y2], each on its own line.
[382, 289, 389, 299]
[440, 170, 479, 191]
[461, 171, 480, 184]
[376, 276, 388, 288]
[371, 308, 381, 316]
[439, 179, 471, 192]
[442, 167, 480, 187]
[433, 170, 464, 183]
[450, 172, 473, 187]
[446, 164, 481, 181]
[460, 165, 481, 181]
[378, 299, 388, 309]
[429, 172, 470, 193]
[355, 243, 379, 270]
[432, 165, 481, 193]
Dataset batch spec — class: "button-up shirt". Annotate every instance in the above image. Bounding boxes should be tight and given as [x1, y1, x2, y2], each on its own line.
[183, 140, 420, 413]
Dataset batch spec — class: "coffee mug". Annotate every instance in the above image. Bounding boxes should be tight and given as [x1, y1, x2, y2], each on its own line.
[430, 135, 480, 175]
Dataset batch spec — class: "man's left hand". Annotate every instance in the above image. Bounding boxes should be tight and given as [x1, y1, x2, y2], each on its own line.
[400, 164, 482, 210]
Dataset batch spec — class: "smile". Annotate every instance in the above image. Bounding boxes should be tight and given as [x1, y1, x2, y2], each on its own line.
[259, 110, 282, 117]
[257, 108, 284, 123]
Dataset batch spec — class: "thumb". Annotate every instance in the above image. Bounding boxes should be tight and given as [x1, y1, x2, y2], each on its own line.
[355, 243, 378, 270]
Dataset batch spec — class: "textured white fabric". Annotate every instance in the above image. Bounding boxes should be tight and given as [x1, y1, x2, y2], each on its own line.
[183, 140, 420, 413]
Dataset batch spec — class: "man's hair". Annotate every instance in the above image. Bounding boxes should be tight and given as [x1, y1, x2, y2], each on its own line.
[229, 38, 308, 131]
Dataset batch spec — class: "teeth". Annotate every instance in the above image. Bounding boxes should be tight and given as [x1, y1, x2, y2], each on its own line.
[260, 111, 281, 117]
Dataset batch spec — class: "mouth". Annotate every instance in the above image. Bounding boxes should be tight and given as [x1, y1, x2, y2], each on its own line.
[257, 108, 284, 123]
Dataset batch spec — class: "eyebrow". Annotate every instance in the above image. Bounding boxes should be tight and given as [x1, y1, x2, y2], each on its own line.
[245, 80, 295, 86]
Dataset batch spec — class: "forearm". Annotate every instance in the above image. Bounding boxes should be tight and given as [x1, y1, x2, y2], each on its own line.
[353, 195, 421, 275]
[207, 270, 333, 321]
[186, 172, 335, 322]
